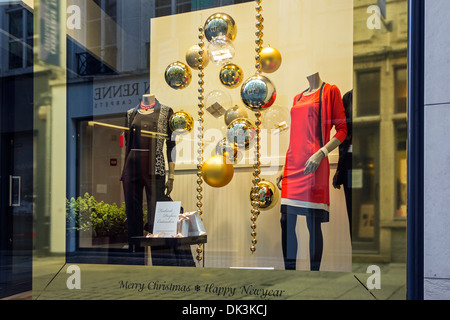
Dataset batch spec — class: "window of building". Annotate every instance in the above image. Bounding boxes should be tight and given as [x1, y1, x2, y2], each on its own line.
[7, 6, 33, 70]
[352, 122, 380, 252]
[356, 70, 381, 117]
[156, 0, 192, 17]
[395, 67, 408, 114]
[84, 0, 118, 75]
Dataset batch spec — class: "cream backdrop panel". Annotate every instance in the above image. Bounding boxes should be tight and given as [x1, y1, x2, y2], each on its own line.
[150, 0, 353, 271]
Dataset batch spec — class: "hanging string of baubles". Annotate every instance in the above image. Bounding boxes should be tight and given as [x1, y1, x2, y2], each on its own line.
[164, 0, 282, 256]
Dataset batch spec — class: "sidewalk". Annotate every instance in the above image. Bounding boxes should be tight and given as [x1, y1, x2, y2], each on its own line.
[28, 256, 406, 300]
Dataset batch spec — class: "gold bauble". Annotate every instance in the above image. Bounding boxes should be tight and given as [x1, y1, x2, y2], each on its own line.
[219, 63, 244, 89]
[249, 180, 279, 210]
[204, 12, 237, 42]
[224, 105, 248, 126]
[169, 110, 194, 133]
[201, 155, 234, 188]
[260, 46, 282, 73]
[185, 45, 209, 70]
[164, 62, 192, 90]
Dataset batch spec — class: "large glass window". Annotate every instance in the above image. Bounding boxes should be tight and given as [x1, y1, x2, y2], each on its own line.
[7, 6, 33, 70]
[0, 0, 411, 302]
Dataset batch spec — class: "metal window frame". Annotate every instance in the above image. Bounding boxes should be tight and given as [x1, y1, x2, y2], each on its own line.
[407, 0, 425, 300]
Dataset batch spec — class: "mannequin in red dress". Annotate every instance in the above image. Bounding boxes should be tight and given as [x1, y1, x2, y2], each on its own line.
[276, 72, 347, 271]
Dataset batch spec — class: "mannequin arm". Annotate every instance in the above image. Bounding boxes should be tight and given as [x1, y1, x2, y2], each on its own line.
[277, 137, 343, 188]
[276, 173, 283, 190]
[165, 162, 175, 195]
[304, 137, 342, 175]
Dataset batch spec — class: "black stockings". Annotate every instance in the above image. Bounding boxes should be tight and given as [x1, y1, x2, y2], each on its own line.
[280, 211, 324, 271]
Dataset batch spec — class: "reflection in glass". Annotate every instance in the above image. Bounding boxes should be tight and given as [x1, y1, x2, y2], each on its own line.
[356, 70, 380, 117]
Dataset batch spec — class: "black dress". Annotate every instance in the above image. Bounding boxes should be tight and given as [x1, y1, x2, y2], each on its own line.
[121, 100, 194, 266]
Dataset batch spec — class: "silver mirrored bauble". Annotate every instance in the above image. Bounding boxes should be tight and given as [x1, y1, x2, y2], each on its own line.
[240, 74, 277, 111]
[215, 138, 241, 163]
[226, 118, 256, 150]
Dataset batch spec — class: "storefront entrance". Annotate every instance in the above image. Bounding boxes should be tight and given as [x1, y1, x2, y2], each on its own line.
[0, 75, 34, 298]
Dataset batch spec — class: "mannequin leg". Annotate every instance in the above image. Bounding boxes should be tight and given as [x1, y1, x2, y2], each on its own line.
[343, 183, 352, 240]
[343, 153, 352, 240]
[122, 153, 144, 253]
[145, 175, 178, 266]
[306, 214, 323, 271]
[280, 211, 298, 270]
[122, 177, 144, 256]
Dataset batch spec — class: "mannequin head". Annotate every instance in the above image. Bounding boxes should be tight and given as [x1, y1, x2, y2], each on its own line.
[142, 94, 155, 106]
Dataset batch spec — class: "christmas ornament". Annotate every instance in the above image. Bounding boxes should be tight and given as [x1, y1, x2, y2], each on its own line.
[201, 155, 234, 188]
[169, 110, 194, 134]
[186, 44, 210, 70]
[219, 63, 244, 88]
[165, 62, 192, 90]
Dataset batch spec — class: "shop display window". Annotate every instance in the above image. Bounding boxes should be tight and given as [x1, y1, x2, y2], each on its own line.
[0, 0, 409, 301]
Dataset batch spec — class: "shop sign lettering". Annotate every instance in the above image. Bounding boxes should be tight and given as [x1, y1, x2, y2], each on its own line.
[93, 79, 150, 113]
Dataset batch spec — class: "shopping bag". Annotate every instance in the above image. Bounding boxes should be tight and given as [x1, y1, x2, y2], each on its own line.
[177, 211, 206, 237]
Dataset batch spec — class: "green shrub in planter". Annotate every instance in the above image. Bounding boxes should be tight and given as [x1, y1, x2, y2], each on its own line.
[66, 193, 129, 237]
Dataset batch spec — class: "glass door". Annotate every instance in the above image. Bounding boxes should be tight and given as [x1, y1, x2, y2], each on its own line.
[0, 73, 34, 298]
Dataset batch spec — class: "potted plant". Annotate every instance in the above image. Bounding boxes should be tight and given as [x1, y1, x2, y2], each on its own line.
[66, 193, 128, 245]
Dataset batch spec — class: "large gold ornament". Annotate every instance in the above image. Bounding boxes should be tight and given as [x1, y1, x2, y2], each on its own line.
[226, 118, 256, 150]
[169, 110, 194, 133]
[204, 13, 237, 42]
[201, 155, 234, 188]
[219, 63, 244, 89]
[186, 45, 209, 70]
[260, 46, 282, 73]
[249, 180, 279, 210]
[165, 62, 192, 90]
[241, 73, 276, 111]
[224, 105, 248, 126]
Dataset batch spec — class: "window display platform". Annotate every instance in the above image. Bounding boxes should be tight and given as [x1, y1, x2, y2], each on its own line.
[132, 235, 207, 247]
[133, 235, 207, 267]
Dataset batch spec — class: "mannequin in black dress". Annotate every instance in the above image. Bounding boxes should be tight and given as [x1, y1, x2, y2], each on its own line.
[121, 94, 194, 266]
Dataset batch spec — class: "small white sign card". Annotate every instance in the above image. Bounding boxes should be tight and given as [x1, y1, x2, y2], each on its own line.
[152, 201, 181, 237]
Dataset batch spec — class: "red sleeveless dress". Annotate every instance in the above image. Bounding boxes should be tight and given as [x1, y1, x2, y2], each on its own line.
[281, 83, 347, 213]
